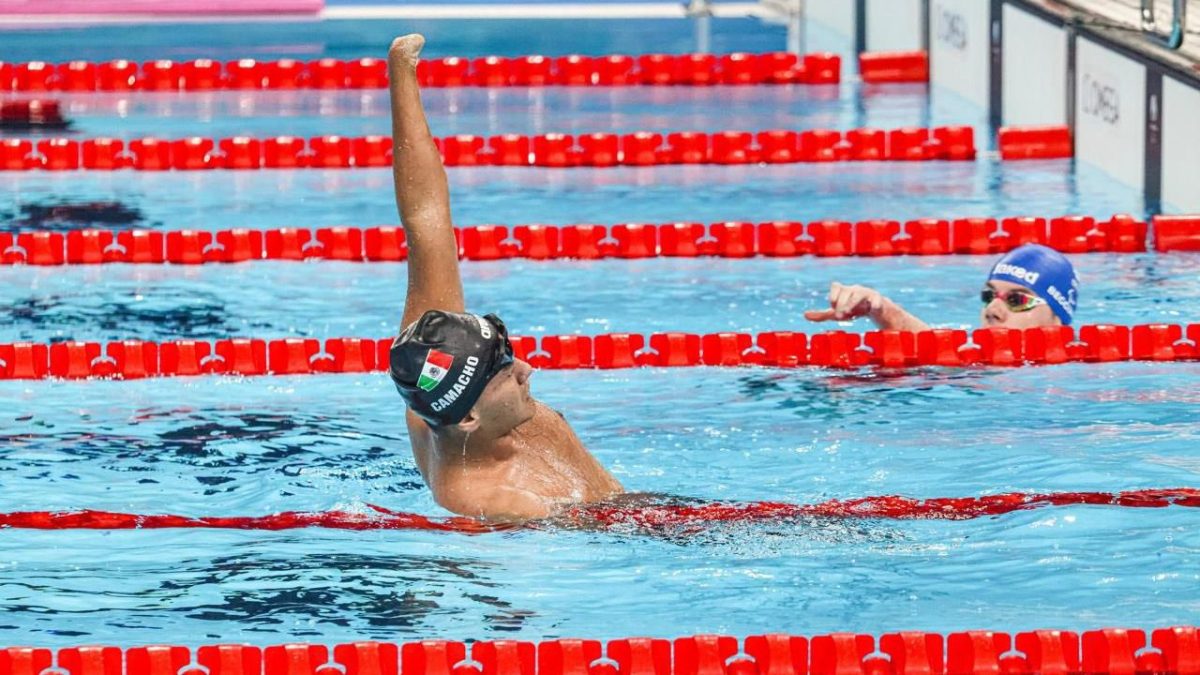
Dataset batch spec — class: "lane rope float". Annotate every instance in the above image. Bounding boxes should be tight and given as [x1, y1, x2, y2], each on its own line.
[0, 124, 980, 171]
[8, 212, 1194, 267]
[1, 323, 1198, 381]
[2, 627, 1199, 675]
[0, 124, 1087, 169]
[0, 51, 842, 92]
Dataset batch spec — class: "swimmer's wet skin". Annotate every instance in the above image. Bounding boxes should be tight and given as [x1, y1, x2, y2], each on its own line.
[385, 34, 622, 523]
[805, 243, 1080, 332]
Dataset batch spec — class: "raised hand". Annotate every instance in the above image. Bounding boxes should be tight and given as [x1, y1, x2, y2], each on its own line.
[803, 281, 932, 332]
[388, 34, 425, 68]
[803, 281, 885, 322]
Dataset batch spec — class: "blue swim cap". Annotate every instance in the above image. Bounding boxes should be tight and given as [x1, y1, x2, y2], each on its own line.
[987, 244, 1080, 324]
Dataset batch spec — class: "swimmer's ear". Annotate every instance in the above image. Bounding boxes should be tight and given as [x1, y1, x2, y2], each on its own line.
[455, 409, 482, 434]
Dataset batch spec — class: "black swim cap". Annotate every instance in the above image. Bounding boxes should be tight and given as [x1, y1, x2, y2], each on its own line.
[389, 310, 514, 426]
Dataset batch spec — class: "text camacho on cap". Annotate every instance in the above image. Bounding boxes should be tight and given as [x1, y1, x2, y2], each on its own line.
[988, 243, 1080, 324]
[389, 310, 513, 426]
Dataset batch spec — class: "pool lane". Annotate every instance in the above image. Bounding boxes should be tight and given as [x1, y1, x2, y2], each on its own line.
[1, 363, 1198, 645]
[0, 253, 1196, 343]
[1, 84, 939, 141]
[0, 160, 1140, 234]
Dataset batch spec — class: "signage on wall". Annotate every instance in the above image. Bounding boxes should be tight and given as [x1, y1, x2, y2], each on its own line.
[935, 5, 968, 50]
[929, 0, 990, 110]
[1080, 70, 1121, 125]
[1074, 38, 1146, 192]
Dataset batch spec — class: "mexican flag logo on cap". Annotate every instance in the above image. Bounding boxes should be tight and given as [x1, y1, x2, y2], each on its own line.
[417, 349, 454, 392]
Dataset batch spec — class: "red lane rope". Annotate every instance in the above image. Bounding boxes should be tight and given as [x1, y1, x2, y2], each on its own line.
[0, 125, 978, 172]
[2, 489, 1198, 533]
[0, 505, 505, 534]
[2, 324, 1197, 381]
[2, 213, 1181, 267]
[859, 50, 929, 83]
[5, 629, 1200, 675]
[0, 52, 841, 93]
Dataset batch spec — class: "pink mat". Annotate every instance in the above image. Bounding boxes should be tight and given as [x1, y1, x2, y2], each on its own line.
[0, 0, 322, 14]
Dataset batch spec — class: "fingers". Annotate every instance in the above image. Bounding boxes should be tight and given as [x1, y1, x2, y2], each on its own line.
[831, 284, 865, 319]
[831, 283, 857, 316]
[827, 281, 843, 305]
[809, 282, 881, 322]
[389, 34, 426, 68]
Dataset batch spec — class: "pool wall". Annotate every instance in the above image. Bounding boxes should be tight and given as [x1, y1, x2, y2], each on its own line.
[804, 0, 1200, 214]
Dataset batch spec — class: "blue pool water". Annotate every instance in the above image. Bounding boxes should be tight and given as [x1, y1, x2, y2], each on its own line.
[1, 253, 1200, 343]
[2, 12, 1200, 651]
[10, 86, 942, 140]
[2, 364, 1200, 645]
[0, 160, 1142, 234]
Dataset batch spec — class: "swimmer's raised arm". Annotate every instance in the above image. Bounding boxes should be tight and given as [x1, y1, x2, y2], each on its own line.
[388, 34, 465, 329]
[804, 281, 931, 332]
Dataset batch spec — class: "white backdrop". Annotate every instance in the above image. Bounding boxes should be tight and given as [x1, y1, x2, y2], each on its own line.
[1074, 37, 1147, 191]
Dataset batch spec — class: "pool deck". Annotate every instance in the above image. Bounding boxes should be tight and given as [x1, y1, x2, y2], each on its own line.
[0, 1, 761, 26]
[1039, 0, 1200, 67]
[323, 3, 760, 19]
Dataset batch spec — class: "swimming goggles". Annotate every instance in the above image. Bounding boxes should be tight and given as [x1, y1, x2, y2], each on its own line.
[980, 287, 1047, 312]
[482, 313, 515, 378]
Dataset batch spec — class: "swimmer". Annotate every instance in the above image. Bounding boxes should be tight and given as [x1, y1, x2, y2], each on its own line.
[804, 243, 1080, 331]
[385, 34, 623, 522]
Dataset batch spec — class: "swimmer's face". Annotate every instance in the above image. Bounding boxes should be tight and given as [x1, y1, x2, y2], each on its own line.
[468, 358, 536, 435]
[979, 279, 1059, 329]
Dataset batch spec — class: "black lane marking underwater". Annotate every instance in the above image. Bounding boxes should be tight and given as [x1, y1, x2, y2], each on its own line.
[0, 553, 518, 641]
[179, 553, 518, 634]
[0, 409, 423, 494]
[0, 292, 242, 343]
[1, 200, 147, 233]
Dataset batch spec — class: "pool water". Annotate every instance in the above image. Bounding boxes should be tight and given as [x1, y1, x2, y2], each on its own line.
[1, 253, 1199, 344]
[3, 364, 1199, 644]
[9, 86, 938, 140]
[2, 13, 1199, 650]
